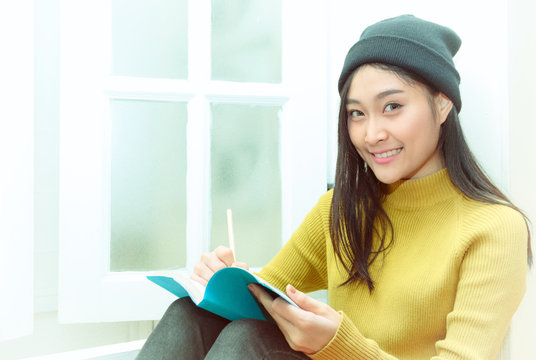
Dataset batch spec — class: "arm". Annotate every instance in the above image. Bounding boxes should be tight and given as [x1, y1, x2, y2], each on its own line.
[431, 206, 528, 359]
[250, 284, 398, 359]
[254, 205, 528, 359]
[253, 191, 399, 358]
[257, 191, 332, 293]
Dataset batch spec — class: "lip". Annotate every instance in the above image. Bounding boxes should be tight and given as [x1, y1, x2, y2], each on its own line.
[369, 147, 402, 165]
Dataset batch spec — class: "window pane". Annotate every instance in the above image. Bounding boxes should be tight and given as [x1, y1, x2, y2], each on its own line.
[210, 104, 281, 267]
[211, 0, 282, 83]
[110, 99, 187, 271]
[111, 0, 188, 79]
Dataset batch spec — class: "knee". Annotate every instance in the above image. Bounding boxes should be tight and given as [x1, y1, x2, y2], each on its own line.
[219, 318, 273, 340]
[162, 297, 197, 322]
[210, 319, 293, 358]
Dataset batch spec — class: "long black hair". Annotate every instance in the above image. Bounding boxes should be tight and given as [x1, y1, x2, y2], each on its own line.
[330, 63, 533, 291]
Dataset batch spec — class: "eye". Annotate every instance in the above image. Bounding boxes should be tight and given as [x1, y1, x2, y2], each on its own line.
[348, 109, 364, 120]
[384, 103, 402, 112]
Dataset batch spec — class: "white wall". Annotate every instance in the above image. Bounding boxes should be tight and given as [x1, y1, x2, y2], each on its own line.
[0, 0, 34, 342]
[33, 0, 60, 316]
[508, 0, 536, 358]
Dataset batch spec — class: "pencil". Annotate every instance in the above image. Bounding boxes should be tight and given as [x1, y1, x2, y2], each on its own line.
[226, 208, 236, 259]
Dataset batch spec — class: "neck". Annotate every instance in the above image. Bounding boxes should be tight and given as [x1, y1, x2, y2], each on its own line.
[384, 168, 460, 209]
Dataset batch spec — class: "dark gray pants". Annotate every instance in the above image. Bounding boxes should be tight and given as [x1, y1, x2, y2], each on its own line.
[136, 298, 310, 360]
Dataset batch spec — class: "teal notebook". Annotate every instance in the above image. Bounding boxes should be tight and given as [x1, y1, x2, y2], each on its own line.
[147, 267, 296, 321]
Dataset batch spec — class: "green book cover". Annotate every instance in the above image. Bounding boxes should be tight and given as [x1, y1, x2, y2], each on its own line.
[147, 267, 296, 321]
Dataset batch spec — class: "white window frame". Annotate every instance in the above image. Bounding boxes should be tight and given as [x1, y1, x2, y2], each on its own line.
[59, 0, 328, 322]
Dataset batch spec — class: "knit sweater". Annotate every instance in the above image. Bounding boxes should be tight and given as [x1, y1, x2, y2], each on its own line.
[258, 169, 528, 359]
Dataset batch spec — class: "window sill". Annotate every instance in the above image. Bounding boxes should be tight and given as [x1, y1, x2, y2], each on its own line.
[22, 340, 145, 360]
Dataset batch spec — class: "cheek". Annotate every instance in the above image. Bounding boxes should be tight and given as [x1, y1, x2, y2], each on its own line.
[404, 117, 441, 150]
[347, 123, 366, 152]
[347, 122, 362, 144]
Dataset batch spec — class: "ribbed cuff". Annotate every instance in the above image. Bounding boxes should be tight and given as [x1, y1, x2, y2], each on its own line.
[308, 311, 397, 360]
[308, 312, 361, 359]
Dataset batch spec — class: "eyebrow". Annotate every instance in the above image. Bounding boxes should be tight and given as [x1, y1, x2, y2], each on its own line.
[346, 89, 405, 105]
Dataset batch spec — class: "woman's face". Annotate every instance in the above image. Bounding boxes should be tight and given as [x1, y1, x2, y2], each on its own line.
[346, 65, 452, 184]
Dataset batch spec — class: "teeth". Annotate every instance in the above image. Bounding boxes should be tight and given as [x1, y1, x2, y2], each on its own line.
[373, 148, 402, 158]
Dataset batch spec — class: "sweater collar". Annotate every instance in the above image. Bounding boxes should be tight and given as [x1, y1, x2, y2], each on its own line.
[383, 168, 460, 208]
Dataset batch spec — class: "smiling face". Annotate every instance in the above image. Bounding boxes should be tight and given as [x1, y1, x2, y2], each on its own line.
[346, 64, 452, 184]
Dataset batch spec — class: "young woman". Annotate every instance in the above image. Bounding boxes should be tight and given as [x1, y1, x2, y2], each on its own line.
[136, 15, 532, 359]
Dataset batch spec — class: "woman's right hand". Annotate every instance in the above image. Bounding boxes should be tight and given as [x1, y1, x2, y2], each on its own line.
[190, 245, 249, 286]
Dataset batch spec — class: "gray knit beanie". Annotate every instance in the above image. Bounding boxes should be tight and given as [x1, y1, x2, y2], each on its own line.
[338, 15, 462, 112]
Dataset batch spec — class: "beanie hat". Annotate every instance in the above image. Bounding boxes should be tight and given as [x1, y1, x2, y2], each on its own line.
[338, 15, 462, 112]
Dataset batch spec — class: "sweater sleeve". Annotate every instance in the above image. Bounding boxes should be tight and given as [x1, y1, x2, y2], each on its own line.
[257, 192, 331, 294]
[431, 205, 528, 359]
[309, 313, 398, 360]
[310, 204, 528, 360]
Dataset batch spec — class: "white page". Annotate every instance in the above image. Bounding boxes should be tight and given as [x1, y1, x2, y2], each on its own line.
[172, 272, 206, 304]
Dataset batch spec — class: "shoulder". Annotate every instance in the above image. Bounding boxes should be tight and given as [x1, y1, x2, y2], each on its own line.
[460, 198, 527, 234]
[457, 198, 528, 257]
[300, 190, 333, 230]
[315, 189, 334, 219]
[318, 189, 334, 207]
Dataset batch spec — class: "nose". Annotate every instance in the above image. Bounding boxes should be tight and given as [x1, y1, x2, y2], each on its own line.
[364, 116, 387, 145]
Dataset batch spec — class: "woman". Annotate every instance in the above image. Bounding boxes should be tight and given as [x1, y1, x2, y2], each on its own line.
[137, 15, 532, 359]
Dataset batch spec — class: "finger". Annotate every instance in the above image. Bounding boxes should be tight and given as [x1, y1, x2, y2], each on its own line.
[189, 272, 208, 286]
[285, 284, 325, 314]
[260, 285, 324, 327]
[248, 284, 279, 318]
[248, 285, 306, 351]
[248, 284, 272, 307]
[192, 261, 215, 284]
[281, 285, 342, 326]
[201, 251, 228, 273]
[268, 298, 303, 349]
[214, 245, 235, 266]
[248, 284, 295, 327]
[271, 294, 312, 325]
[231, 261, 249, 270]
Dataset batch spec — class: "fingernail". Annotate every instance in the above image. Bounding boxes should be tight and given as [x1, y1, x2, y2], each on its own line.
[287, 284, 296, 294]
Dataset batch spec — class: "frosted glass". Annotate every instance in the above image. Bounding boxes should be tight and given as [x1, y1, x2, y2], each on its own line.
[210, 104, 282, 267]
[211, 0, 282, 83]
[110, 99, 187, 271]
[111, 0, 188, 79]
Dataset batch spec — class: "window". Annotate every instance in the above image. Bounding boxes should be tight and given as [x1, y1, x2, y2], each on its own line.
[59, 0, 328, 322]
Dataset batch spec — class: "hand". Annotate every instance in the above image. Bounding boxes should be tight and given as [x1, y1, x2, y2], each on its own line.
[190, 245, 249, 286]
[248, 283, 341, 354]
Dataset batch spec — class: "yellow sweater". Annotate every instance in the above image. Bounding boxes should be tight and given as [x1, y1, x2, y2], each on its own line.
[258, 169, 527, 359]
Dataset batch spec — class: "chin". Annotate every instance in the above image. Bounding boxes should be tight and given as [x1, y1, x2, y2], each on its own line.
[376, 177, 400, 185]
[370, 171, 402, 185]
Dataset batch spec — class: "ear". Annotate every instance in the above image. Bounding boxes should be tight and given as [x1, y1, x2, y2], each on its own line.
[436, 93, 453, 125]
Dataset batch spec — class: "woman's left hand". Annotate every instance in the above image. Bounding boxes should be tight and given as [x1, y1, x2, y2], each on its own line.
[248, 283, 342, 354]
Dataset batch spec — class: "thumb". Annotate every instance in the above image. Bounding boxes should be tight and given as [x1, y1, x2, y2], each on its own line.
[286, 284, 323, 313]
